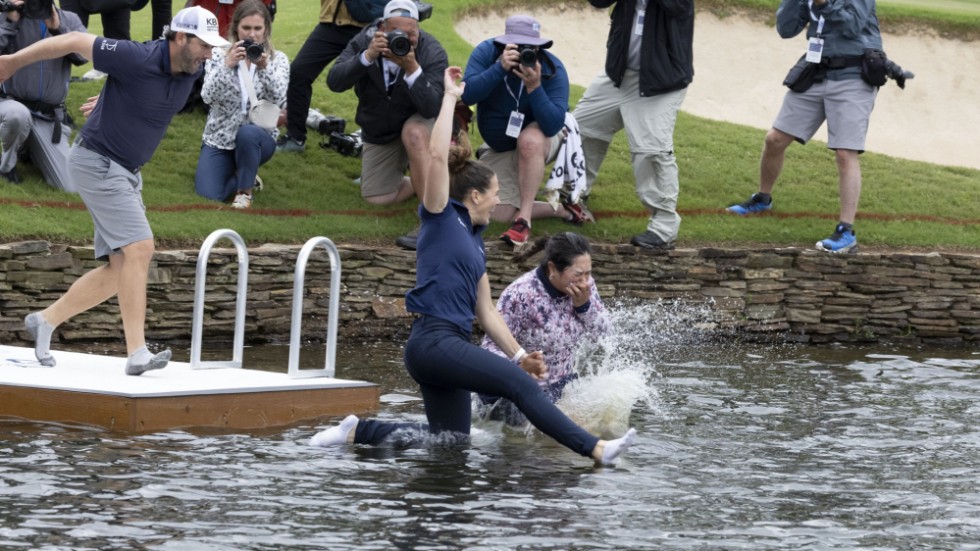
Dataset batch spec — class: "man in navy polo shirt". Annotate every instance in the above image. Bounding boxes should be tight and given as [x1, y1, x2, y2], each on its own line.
[0, 6, 229, 375]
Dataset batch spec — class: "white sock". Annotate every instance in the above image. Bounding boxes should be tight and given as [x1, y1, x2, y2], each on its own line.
[310, 415, 359, 447]
[24, 312, 56, 367]
[599, 428, 637, 466]
[125, 346, 172, 376]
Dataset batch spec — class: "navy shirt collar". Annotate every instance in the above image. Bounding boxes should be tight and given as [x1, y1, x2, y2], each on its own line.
[536, 265, 565, 299]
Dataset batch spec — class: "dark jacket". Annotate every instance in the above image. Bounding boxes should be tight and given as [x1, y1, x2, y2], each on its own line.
[589, 0, 694, 96]
[0, 9, 87, 106]
[326, 23, 448, 145]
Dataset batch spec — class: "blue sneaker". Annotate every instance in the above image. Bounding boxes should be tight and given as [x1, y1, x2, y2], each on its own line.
[726, 193, 772, 215]
[816, 223, 858, 253]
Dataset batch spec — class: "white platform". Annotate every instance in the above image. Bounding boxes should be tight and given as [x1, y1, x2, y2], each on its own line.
[0, 345, 379, 432]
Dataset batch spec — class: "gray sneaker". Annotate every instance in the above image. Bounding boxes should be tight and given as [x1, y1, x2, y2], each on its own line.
[276, 135, 305, 153]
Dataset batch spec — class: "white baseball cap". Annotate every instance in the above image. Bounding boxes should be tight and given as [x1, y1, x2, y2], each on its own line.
[383, 0, 418, 21]
[169, 6, 230, 47]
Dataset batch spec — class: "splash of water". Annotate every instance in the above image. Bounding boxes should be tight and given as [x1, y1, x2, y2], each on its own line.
[555, 299, 721, 438]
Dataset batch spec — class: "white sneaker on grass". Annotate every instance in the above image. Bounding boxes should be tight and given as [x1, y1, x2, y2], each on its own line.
[232, 192, 252, 209]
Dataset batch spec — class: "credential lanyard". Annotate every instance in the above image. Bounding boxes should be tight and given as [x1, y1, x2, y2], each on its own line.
[807, 0, 826, 36]
[806, 0, 826, 63]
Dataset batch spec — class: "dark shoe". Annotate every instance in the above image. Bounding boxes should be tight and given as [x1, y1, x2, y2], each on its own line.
[395, 227, 419, 250]
[630, 231, 675, 250]
[500, 217, 530, 246]
[275, 135, 305, 153]
[1, 167, 21, 184]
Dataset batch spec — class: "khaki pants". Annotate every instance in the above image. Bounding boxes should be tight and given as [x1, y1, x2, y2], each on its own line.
[574, 70, 686, 241]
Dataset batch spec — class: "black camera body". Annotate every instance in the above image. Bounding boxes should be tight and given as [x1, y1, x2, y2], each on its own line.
[386, 29, 411, 57]
[517, 45, 539, 67]
[315, 115, 345, 136]
[415, 1, 432, 21]
[1, 0, 53, 19]
[242, 39, 265, 62]
[327, 131, 363, 158]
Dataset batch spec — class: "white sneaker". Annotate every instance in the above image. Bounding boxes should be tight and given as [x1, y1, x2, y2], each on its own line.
[82, 69, 107, 81]
[254, 174, 263, 192]
[231, 192, 252, 209]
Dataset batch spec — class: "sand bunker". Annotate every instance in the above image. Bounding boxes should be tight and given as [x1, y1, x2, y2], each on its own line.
[456, 7, 980, 171]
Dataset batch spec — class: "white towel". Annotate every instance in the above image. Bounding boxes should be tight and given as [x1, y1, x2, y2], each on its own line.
[544, 112, 587, 209]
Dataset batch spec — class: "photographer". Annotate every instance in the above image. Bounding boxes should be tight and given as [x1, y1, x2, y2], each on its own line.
[725, 0, 884, 254]
[194, 0, 287, 209]
[461, 15, 588, 247]
[573, 0, 694, 251]
[326, 0, 447, 248]
[0, 0, 85, 188]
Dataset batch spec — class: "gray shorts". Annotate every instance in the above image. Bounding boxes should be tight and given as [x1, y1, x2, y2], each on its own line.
[70, 143, 152, 260]
[773, 77, 878, 151]
[359, 114, 433, 198]
[475, 126, 563, 209]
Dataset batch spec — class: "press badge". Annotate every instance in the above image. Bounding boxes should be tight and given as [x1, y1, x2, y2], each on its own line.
[805, 36, 824, 63]
[634, 9, 645, 36]
[506, 111, 525, 138]
[219, 0, 234, 4]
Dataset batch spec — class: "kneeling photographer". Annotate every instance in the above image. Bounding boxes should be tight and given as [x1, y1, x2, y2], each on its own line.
[0, 0, 86, 189]
[326, 0, 447, 249]
[194, 0, 287, 209]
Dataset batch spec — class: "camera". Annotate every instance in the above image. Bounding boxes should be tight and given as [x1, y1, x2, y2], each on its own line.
[415, 1, 432, 21]
[517, 45, 539, 67]
[885, 59, 914, 89]
[307, 108, 346, 135]
[1, 0, 53, 19]
[385, 29, 411, 57]
[325, 130, 363, 158]
[242, 39, 265, 62]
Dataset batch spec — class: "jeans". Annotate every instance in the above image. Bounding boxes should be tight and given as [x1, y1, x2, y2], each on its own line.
[194, 125, 275, 201]
[354, 316, 599, 457]
[284, 22, 361, 143]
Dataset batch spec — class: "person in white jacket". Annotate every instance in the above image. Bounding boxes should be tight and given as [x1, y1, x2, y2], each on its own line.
[194, 0, 287, 209]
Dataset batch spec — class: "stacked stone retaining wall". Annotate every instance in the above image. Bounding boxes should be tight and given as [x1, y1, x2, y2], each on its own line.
[1, 240, 978, 347]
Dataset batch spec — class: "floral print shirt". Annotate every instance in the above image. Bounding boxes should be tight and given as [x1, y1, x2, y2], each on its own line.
[481, 266, 610, 390]
[201, 46, 289, 150]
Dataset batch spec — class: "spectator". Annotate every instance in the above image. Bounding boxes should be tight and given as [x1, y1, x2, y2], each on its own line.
[194, 0, 287, 209]
[478, 232, 611, 426]
[462, 15, 592, 247]
[573, 0, 694, 250]
[0, 0, 86, 188]
[6, 6, 229, 374]
[309, 67, 638, 467]
[725, 0, 883, 254]
[326, 0, 447, 249]
[275, 0, 366, 153]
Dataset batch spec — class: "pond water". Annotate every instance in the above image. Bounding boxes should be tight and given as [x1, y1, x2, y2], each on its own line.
[2, 304, 980, 550]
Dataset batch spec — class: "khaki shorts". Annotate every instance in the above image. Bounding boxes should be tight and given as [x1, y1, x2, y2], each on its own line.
[773, 77, 878, 152]
[475, 127, 563, 209]
[359, 114, 433, 198]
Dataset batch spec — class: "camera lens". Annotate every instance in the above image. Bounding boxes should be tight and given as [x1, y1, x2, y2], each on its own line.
[517, 46, 538, 67]
[242, 39, 264, 62]
[386, 30, 411, 57]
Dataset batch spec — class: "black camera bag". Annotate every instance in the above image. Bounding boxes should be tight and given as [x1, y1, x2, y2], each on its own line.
[783, 55, 820, 93]
[861, 48, 889, 87]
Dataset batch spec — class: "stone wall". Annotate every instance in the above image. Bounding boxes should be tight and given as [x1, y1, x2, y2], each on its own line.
[1, 240, 979, 347]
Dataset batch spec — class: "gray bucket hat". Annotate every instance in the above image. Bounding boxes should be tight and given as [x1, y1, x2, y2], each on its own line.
[493, 15, 553, 49]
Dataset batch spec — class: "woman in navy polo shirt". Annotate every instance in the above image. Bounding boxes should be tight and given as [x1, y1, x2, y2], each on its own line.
[311, 67, 637, 466]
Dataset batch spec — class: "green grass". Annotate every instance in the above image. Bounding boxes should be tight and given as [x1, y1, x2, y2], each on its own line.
[0, 0, 978, 251]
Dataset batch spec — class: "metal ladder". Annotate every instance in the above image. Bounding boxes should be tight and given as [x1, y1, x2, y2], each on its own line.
[189, 230, 342, 378]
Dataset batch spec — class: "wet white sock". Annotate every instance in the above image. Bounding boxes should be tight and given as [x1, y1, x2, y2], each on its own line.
[599, 428, 637, 466]
[125, 346, 172, 376]
[24, 312, 56, 367]
[310, 415, 359, 447]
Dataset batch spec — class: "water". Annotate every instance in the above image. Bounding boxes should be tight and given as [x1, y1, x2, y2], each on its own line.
[2, 304, 980, 550]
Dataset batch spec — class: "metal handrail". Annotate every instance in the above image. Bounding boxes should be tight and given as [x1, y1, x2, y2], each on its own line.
[190, 229, 249, 369]
[287, 237, 341, 379]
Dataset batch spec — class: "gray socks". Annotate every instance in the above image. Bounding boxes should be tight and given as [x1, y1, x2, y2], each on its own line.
[599, 428, 638, 466]
[310, 414, 359, 447]
[125, 346, 172, 376]
[24, 312, 56, 367]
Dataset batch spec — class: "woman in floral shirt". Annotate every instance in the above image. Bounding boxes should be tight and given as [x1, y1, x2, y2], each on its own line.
[194, 0, 288, 209]
[479, 232, 610, 425]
